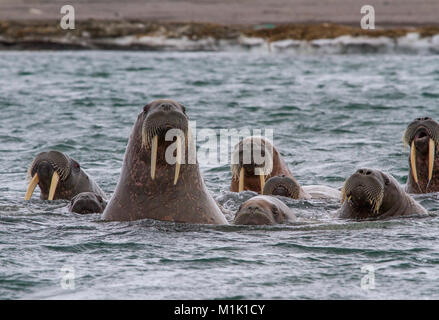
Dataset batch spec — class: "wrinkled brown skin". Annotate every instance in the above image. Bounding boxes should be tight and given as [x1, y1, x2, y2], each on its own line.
[263, 175, 340, 200]
[102, 100, 228, 224]
[230, 139, 310, 199]
[262, 175, 303, 199]
[234, 195, 296, 225]
[338, 168, 427, 220]
[405, 118, 439, 194]
[28, 151, 106, 201]
[69, 192, 107, 214]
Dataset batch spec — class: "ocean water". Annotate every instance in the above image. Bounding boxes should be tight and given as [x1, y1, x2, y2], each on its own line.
[1, 51, 439, 299]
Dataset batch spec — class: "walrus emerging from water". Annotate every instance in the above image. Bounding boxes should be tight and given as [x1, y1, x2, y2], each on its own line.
[262, 175, 341, 200]
[25, 151, 106, 201]
[403, 117, 439, 194]
[230, 136, 309, 198]
[69, 192, 107, 214]
[338, 168, 427, 220]
[233, 195, 296, 225]
[102, 99, 227, 224]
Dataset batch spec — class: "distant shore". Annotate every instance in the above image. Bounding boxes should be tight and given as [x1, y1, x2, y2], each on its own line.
[1, 0, 439, 52]
[1, 20, 439, 52]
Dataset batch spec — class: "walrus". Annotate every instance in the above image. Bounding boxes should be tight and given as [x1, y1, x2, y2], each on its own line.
[403, 117, 439, 193]
[262, 175, 341, 200]
[338, 168, 427, 220]
[25, 150, 106, 201]
[69, 192, 107, 214]
[102, 99, 228, 224]
[233, 195, 296, 225]
[230, 136, 309, 198]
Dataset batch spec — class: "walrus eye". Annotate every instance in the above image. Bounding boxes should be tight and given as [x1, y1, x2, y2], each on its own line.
[73, 161, 80, 170]
[384, 176, 390, 185]
[181, 105, 187, 114]
[143, 104, 151, 114]
[272, 206, 279, 215]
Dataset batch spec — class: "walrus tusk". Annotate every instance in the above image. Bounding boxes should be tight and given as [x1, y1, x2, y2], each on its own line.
[48, 172, 60, 201]
[428, 139, 435, 186]
[410, 140, 419, 185]
[259, 174, 265, 193]
[174, 135, 182, 185]
[151, 135, 158, 180]
[25, 174, 39, 200]
[239, 167, 244, 192]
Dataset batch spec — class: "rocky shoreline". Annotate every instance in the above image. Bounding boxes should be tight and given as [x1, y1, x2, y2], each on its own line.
[1, 20, 439, 53]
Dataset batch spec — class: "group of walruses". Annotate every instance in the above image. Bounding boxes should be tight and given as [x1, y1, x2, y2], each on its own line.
[25, 100, 438, 225]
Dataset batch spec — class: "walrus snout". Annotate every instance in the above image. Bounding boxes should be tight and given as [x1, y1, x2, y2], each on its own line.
[25, 151, 72, 201]
[35, 161, 55, 183]
[142, 100, 188, 144]
[69, 192, 106, 214]
[338, 169, 427, 220]
[263, 175, 301, 199]
[233, 195, 296, 225]
[403, 118, 439, 191]
[234, 206, 275, 225]
[140, 99, 190, 185]
[413, 128, 432, 154]
[342, 169, 384, 213]
[231, 136, 274, 193]
[404, 118, 439, 143]
[242, 163, 265, 176]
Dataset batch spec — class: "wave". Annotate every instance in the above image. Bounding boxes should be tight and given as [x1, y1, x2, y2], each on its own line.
[16, 32, 439, 54]
[2, 32, 439, 54]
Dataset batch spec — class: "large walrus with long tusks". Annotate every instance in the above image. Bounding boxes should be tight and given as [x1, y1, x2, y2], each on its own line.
[403, 117, 439, 194]
[230, 136, 309, 198]
[102, 99, 228, 224]
[233, 195, 296, 225]
[25, 150, 106, 201]
[338, 168, 427, 220]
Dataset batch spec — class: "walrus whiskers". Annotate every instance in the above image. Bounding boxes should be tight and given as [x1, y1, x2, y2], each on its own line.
[340, 186, 346, 204]
[24, 174, 39, 200]
[151, 135, 158, 180]
[367, 191, 384, 214]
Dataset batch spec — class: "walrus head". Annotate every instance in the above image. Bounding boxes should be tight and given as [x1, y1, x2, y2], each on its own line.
[262, 175, 301, 199]
[69, 192, 107, 214]
[231, 136, 274, 193]
[140, 99, 190, 185]
[340, 168, 398, 219]
[403, 117, 439, 193]
[234, 195, 294, 225]
[25, 151, 82, 200]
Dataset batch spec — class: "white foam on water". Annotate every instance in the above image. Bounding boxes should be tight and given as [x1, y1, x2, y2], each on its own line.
[83, 32, 439, 54]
